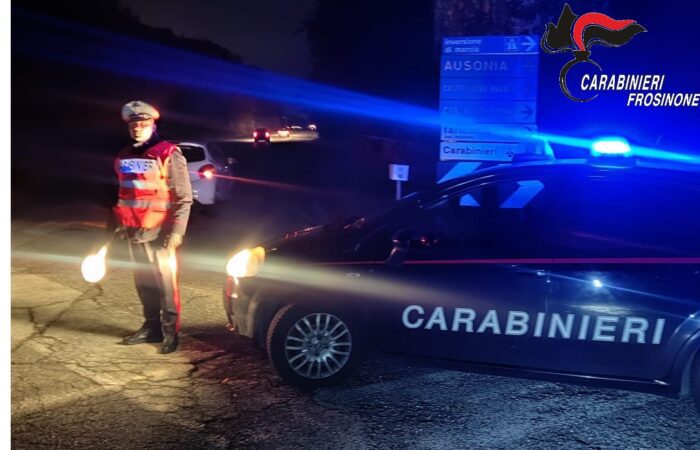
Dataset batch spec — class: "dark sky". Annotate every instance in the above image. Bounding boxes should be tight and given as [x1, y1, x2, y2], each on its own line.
[119, 0, 316, 78]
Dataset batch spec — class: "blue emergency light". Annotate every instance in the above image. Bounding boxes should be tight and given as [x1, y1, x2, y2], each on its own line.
[591, 137, 632, 157]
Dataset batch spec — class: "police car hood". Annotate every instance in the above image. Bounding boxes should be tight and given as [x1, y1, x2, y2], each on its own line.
[263, 223, 362, 262]
[262, 193, 424, 262]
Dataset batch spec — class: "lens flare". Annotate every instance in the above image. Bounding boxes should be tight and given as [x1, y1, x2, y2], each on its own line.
[81, 245, 108, 283]
[168, 250, 178, 274]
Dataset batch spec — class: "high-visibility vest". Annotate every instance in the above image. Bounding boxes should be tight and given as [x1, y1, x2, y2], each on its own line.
[113, 141, 177, 229]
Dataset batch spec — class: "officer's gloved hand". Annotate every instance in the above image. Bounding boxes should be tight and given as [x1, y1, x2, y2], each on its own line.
[164, 232, 183, 249]
[109, 225, 127, 240]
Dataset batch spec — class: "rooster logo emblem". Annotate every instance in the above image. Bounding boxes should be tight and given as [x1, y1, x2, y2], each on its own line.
[542, 4, 646, 102]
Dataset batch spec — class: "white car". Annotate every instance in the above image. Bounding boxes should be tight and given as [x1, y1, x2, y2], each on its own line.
[174, 141, 234, 206]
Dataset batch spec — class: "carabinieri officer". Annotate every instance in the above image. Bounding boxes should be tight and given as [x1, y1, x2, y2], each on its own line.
[112, 100, 192, 354]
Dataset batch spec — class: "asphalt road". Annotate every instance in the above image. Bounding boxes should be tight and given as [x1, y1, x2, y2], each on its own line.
[11, 141, 700, 449]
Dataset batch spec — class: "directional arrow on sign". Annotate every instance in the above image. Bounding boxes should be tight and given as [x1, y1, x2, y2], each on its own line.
[520, 104, 534, 120]
[521, 36, 536, 52]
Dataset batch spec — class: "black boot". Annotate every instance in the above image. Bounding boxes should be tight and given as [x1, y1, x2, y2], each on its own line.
[159, 334, 179, 354]
[122, 325, 163, 345]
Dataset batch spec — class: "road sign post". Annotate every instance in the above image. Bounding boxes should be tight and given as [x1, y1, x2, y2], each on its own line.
[389, 164, 409, 200]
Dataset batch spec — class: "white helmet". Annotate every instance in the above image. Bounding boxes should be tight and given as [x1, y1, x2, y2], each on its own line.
[121, 101, 160, 122]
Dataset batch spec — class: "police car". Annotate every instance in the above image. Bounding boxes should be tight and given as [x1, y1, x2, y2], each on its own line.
[223, 148, 700, 411]
[175, 141, 234, 206]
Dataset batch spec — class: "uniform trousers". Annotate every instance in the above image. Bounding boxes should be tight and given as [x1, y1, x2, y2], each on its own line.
[128, 240, 181, 336]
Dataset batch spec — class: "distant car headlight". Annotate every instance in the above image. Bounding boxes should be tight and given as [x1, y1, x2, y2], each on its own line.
[226, 247, 265, 278]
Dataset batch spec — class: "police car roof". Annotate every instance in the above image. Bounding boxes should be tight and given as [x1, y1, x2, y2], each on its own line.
[437, 157, 700, 195]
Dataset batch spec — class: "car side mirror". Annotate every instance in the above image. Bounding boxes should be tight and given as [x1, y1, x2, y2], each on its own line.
[385, 229, 411, 267]
[384, 227, 439, 267]
[385, 242, 408, 268]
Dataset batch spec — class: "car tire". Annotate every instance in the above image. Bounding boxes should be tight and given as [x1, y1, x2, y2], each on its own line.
[266, 303, 363, 388]
[690, 350, 700, 414]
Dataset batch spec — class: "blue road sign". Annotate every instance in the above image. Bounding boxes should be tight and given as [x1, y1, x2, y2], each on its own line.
[441, 124, 537, 142]
[438, 35, 539, 166]
[440, 78, 537, 101]
[442, 35, 538, 55]
[440, 54, 539, 78]
[440, 142, 520, 162]
[440, 100, 537, 124]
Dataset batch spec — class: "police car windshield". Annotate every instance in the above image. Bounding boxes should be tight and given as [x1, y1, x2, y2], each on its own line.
[343, 191, 426, 230]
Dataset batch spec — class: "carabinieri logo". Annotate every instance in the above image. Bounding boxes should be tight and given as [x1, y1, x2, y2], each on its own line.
[541, 4, 646, 102]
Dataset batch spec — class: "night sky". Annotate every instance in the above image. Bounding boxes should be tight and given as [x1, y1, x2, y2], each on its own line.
[118, 0, 316, 78]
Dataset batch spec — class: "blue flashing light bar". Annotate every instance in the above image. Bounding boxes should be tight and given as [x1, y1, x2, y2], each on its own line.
[529, 132, 700, 166]
[591, 137, 632, 157]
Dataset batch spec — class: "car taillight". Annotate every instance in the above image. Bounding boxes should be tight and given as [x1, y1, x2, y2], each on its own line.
[253, 131, 258, 138]
[265, 132, 270, 137]
[198, 164, 216, 180]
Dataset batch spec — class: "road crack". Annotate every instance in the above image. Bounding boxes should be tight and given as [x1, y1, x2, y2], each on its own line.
[12, 279, 98, 353]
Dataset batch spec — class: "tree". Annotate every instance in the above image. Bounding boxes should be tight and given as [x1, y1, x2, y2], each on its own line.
[303, 0, 437, 107]
[13, 0, 242, 63]
[435, 0, 610, 37]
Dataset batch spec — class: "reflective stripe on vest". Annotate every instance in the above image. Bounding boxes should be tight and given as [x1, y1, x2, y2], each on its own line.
[119, 179, 162, 190]
[116, 198, 172, 209]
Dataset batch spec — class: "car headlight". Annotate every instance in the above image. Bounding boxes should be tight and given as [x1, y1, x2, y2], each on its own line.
[226, 247, 265, 278]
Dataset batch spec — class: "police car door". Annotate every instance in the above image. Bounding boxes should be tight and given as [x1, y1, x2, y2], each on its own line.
[371, 175, 553, 368]
[536, 173, 700, 381]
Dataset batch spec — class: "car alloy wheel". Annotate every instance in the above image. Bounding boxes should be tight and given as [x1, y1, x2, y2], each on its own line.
[284, 313, 352, 380]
